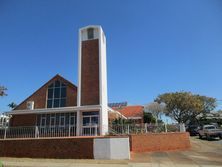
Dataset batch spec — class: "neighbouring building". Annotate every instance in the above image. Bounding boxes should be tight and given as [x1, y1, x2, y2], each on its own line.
[109, 102, 144, 124]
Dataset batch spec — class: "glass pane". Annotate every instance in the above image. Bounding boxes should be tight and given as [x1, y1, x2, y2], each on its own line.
[83, 117, 90, 126]
[91, 116, 99, 125]
[53, 99, 60, 108]
[61, 87, 66, 98]
[61, 83, 66, 87]
[37, 115, 41, 126]
[70, 116, 75, 125]
[54, 88, 60, 98]
[60, 117, 65, 126]
[60, 98, 66, 107]
[55, 80, 61, 87]
[56, 114, 60, 125]
[50, 117, 55, 126]
[65, 113, 69, 125]
[41, 117, 46, 126]
[46, 114, 50, 126]
[47, 88, 53, 99]
[47, 100, 52, 108]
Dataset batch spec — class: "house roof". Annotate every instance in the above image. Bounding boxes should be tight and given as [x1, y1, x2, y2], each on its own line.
[113, 105, 144, 119]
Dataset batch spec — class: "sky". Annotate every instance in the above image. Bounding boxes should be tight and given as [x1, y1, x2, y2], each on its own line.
[0, 0, 222, 112]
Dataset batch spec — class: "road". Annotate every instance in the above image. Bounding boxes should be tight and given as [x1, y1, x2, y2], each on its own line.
[1, 136, 222, 167]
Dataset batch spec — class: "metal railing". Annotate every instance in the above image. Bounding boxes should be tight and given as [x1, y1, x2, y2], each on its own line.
[0, 125, 77, 139]
[109, 123, 179, 135]
[82, 125, 99, 136]
[0, 124, 179, 139]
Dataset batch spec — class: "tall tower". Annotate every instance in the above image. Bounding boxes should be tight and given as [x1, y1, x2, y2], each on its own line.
[78, 25, 108, 135]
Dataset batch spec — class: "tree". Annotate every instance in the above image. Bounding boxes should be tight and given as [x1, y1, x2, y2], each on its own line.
[8, 102, 17, 110]
[0, 86, 7, 97]
[144, 102, 165, 124]
[143, 112, 156, 124]
[195, 95, 216, 113]
[154, 91, 216, 124]
[189, 95, 217, 125]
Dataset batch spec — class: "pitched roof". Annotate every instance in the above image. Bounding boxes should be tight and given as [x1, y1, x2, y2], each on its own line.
[113, 105, 144, 119]
[14, 74, 77, 110]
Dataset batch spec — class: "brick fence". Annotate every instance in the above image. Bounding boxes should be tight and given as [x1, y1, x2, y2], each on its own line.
[129, 132, 191, 152]
[0, 133, 191, 159]
[0, 137, 94, 159]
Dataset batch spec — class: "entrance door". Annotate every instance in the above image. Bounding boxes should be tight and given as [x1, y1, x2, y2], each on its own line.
[82, 112, 99, 136]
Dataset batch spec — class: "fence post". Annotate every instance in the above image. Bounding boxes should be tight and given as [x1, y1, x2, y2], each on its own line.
[35, 126, 39, 138]
[165, 123, 168, 132]
[69, 124, 71, 137]
[4, 127, 7, 139]
[95, 125, 98, 136]
[145, 123, 147, 133]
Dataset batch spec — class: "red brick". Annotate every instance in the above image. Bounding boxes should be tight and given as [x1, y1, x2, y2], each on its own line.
[129, 132, 191, 152]
[0, 137, 94, 159]
[81, 39, 100, 105]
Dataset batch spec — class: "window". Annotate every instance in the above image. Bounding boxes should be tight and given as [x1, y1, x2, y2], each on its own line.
[40, 115, 46, 127]
[87, 28, 94, 39]
[50, 114, 56, 127]
[70, 115, 75, 126]
[59, 115, 65, 127]
[47, 80, 67, 108]
[82, 112, 99, 136]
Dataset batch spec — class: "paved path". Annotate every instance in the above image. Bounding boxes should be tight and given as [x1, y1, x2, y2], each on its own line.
[1, 137, 222, 167]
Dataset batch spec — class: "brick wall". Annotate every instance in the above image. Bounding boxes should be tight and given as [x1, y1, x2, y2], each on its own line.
[81, 39, 100, 105]
[130, 132, 191, 152]
[14, 75, 77, 110]
[0, 137, 94, 159]
[10, 114, 37, 126]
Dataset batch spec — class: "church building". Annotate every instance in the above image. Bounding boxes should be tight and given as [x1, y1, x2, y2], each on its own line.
[6, 25, 142, 136]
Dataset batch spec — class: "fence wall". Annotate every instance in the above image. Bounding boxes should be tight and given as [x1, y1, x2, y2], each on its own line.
[0, 133, 191, 159]
[0, 137, 94, 159]
[129, 132, 191, 152]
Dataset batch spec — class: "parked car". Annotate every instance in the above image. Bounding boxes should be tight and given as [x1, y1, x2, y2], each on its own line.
[198, 125, 222, 140]
[186, 125, 199, 136]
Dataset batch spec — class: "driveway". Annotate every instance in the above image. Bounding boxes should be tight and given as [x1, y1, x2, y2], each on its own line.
[1, 137, 222, 167]
[131, 136, 222, 166]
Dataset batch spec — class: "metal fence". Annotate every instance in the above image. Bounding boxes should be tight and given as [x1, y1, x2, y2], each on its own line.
[0, 125, 77, 139]
[109, 124, 179, 135]
[0, 124, 179, 139]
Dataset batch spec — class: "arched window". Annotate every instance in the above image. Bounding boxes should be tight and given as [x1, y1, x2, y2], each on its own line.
[47, 80, 67, 108]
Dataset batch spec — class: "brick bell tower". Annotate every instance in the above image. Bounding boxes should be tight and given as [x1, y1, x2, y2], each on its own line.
[77, 25, 108, 135]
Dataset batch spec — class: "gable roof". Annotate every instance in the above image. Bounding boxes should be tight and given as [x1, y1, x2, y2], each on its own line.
[113, 105, 144, 119]
[14, 74, 77, 110]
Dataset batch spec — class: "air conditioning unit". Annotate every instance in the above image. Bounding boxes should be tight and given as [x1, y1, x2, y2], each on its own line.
[27, 101, 34, 110]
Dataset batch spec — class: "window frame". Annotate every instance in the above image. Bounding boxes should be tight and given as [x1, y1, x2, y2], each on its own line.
[46, 80, 67, 108]
[50, 114, 56, 127]
[59, 114, 66, 127]
[40, 115, 46, 127]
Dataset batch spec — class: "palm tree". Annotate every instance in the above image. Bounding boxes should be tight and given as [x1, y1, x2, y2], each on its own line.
[8, 102, 17, 109]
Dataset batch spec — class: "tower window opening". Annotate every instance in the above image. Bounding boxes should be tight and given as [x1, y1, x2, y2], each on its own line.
[87, 28, 94, 39]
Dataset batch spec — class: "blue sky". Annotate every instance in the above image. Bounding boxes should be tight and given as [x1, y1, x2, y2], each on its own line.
[0, 0, 222, 112]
